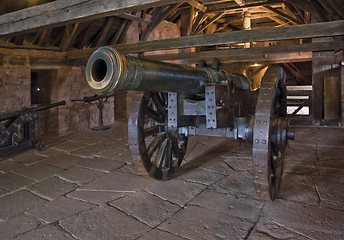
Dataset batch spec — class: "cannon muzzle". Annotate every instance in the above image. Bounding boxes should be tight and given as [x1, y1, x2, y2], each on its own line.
[86, 47, 250, 95]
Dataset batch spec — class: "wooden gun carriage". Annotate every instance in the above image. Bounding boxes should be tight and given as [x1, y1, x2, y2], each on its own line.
[85, 47, 295, 200]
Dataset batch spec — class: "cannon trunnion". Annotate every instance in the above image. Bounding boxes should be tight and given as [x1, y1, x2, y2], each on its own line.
[86, 47, 294, 201]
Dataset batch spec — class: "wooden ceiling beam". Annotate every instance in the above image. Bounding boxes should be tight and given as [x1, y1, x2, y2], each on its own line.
[143, 41, 344, 62]
[0, 47, 65, 58]
[0, 0, 186, 37]
[67, 20, 344, 59]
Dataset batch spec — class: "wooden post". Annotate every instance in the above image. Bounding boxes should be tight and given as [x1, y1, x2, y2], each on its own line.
[312, 50, 335, 123]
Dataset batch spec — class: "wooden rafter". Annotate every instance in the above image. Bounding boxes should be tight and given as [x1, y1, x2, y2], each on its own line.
[316, 0, 341, 21]
[188, 1, 207, 12]
[264, 6, 302, 25]
[118, 13, 150, 24]
[285, 0, 322, 22]
[59, 23, 82, 51]
[0, 0, 187, 37]
[66, 20, 344, 59]
[194, 12, 226, 35]
[191, 12, 207, 34]
[110, 19, 132, 45]
[269, 16, 289, 26]
[79, 22, 97, 49]
[37, 29, 52, 46]
[94, 17, 116, 47]
[140, 3, 181, 41]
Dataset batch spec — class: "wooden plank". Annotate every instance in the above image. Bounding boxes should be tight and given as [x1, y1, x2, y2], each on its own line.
[143, 41, 344, 63]
[188, 0, 207, 12]
[287, 85, 312, 91]
[67, 20, 344, 59]
[0, 47, 64, 58]
[118, 13, 150, 24]
[220, 52, 312, 64]
[324, 76, 340, 122]
[0, 0, 186, 37]
[312, 51, 335, 122]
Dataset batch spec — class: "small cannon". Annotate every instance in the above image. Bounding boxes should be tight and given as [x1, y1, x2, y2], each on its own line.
[71, 94, 113, 131]
[86, 47, 295, 200]
[0, 100, 66, 154]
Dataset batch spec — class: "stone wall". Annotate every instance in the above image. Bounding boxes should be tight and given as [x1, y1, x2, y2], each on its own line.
[0, 18, 180, 137]
[0, 56, 31, 113]
[115, 18, 181, 119]
[52, 66, 114, 136]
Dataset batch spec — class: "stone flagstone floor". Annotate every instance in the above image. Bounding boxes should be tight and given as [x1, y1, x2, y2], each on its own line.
[0, 121, 343, 239]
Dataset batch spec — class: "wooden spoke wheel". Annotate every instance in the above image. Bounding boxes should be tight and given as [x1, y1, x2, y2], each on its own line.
[128, 92, 188, 180]
[252, 66, 293, 201]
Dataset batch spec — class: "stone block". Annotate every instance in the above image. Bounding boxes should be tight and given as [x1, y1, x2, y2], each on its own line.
[137, 229, 185, 240]
[56, 166, 105, 185]
[190, 190, 263, 223]
[28, 196, 94, 223]
[159, 204, 253, 240]
[248, 219, 311, 240]
[67, 189, 128, 205]
[59, 206, 150, 239]
[110, 191, 180, 227]
[0, 160, 23, 172]
[146, 179, 205, 207]
[0, 190, 47, 219]
[80, 171, 154, 192]
[13, 224, 75, 240]
[11, 151, 48, 165]
[75, 157, 124, 172]
[0, 172, 34, 191]
[27, 176, 78, 200]
[262, 199, 344, 239]
[13, 162, 64, 181]
[0, 215, 41, 239]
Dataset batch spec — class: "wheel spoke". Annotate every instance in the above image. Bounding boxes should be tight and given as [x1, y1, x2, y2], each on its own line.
[165, 140, 172, 169]
[151, 92, 166, 115]
[144, 125, 163, 137]
[145, 105, 163, 123]
[154, 138, 167, 168]
[128, 91, 188, 181]
[147, 132, 166, 158]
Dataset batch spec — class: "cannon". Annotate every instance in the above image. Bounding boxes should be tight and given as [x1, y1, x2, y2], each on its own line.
[0, 100, 66, 154]
[71, 94, 113, 131]
[86, 46, 295, 200]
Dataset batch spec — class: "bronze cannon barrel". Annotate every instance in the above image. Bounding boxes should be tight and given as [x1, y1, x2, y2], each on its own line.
[86, 47, 249, 95]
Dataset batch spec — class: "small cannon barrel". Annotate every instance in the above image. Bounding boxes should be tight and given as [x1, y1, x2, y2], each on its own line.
[0, 100, 66, 122]
[86, 47, 250, 95]
[31, 100, 66, 112]
[71, 95, 113, 103]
